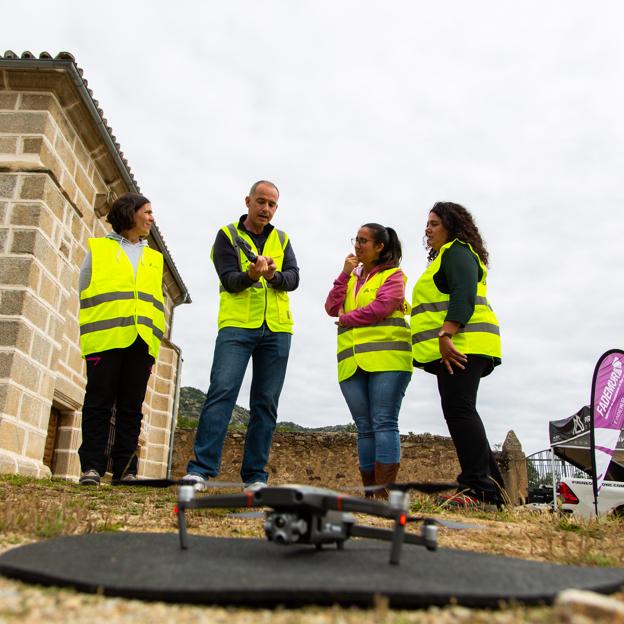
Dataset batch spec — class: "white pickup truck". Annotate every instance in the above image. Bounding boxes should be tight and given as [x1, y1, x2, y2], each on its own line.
[558, 477, 624, 518]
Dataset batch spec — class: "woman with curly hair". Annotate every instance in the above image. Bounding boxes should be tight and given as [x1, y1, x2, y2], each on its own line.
[411, 202, 504, 506]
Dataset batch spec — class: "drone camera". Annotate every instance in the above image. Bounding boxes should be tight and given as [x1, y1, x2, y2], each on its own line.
[265, 512, 308, 545]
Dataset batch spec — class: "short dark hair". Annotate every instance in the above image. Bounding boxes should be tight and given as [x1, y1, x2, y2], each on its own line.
[361, 223, 403, 268]
[106, 193, 150, 234]
[249, 180, 279, 197]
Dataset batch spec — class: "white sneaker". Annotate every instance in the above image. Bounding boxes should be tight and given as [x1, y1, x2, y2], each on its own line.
[244, 481, 268, 493]
[182, 473, 208, 492]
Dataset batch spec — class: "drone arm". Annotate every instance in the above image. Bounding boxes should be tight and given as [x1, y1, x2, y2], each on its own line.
[350, 524, 427, 547]
[175, 491, 257, 550]
[322, 495, 396, 519]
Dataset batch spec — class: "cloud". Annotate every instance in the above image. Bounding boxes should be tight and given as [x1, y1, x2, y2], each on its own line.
[4, 0, 623, 457]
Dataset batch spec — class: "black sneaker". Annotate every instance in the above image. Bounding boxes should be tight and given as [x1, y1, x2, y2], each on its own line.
[79, 469, 100, 486]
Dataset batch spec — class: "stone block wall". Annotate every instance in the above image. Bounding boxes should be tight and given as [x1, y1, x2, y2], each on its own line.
[172, 429, 525, 503]
[0, 80, 183, 480]
[172, 430, 462, 490]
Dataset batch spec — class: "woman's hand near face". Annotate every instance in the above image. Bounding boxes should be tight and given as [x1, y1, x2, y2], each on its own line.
[343, 253, 359, 275]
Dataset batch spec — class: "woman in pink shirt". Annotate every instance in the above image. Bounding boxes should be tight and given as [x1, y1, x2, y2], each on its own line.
[325, 223, 412, 496]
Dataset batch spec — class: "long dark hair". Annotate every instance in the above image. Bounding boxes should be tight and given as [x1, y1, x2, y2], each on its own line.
[106, 192, 150, 234]
[361, 223, 402, 268]
[427, 202, 489, 266]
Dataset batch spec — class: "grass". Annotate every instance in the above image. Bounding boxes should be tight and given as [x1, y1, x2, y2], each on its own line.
[0, 475, 622, 623]
[1, 475, 623, 561]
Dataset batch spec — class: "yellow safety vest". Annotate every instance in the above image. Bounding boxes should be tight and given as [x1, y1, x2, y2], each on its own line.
[79, 238, 165, 360]
[216, 223, 293, 333]
[411, 239, 501, 364]
[337, 267, 413, 382]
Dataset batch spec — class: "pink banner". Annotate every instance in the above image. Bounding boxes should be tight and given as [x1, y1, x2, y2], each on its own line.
[590, 349, 624, 494]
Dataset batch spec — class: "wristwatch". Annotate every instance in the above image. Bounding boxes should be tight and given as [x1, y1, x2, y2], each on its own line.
[437, 330, 453, 339]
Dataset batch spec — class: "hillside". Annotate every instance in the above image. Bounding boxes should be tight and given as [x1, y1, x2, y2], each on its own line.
[177, 386, 356, 432]
[177, 387, 250, 428]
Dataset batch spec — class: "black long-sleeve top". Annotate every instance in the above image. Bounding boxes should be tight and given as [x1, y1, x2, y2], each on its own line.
[434, 241, 482, 326]
[212, 215, 300, 293]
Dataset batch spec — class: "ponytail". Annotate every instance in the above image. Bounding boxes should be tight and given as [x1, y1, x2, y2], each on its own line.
[361, 223, 402, 268]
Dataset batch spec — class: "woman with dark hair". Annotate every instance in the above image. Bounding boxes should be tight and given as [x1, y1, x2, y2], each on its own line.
[325, 223, 412, 496]
[411, 202, 504, 506]
[77, 192, 165, 485]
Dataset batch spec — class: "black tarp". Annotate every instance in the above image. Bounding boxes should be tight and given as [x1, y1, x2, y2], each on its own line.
[549, 405, 624, 481]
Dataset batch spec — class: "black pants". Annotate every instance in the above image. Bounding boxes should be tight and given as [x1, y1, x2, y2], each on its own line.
[78, 338, 153, 479]
[435, 355, 504, 501]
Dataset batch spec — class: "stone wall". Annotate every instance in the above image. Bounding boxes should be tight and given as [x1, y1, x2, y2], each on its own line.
[172, 430, 462, 490]
[0, 66, 184, 479]
[173, 429, 528, 502]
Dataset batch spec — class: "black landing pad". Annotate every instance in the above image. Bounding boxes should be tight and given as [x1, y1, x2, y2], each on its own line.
[0, 533, 622, 608]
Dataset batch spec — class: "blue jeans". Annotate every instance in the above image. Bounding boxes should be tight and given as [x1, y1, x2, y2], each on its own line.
[339, 368, 411, 470]
[187, 325, 291, 483]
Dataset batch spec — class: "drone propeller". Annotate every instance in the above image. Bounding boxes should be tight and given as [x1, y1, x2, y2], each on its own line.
[113, 478, 244, 489]
[408, 516, 482, 530]
[227, 511, 265, 519]
[364, 481, 459, 494]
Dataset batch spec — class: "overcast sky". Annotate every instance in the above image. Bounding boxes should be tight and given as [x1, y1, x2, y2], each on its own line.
[3, 1, 623, 455]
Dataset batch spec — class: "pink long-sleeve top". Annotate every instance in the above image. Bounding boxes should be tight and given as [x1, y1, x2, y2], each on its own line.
[324, 264, 406, 328]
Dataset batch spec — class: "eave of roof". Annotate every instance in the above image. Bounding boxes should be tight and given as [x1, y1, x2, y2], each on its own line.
[0, 50, 191, 305]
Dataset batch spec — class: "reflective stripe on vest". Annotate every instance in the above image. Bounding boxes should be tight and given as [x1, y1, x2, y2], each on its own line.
[336, 268, 413, 382]
[79, 238, 166, 359]
[410, 239, 501, 364]
[215, 223, 293, 333]
[80, 291, 166, 313]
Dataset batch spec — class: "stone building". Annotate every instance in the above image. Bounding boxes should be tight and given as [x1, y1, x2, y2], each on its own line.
[0, 51, 189, 480]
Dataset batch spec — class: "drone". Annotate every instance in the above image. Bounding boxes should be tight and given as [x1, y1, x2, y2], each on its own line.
[163, 480, 476, 565]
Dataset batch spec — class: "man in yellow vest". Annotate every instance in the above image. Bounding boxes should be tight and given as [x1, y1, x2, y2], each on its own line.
[185, 181, 299, 491]
[78, 192, 165, 485]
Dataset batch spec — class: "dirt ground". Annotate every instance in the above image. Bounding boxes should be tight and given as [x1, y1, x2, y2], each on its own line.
[0, 434, 623, 623]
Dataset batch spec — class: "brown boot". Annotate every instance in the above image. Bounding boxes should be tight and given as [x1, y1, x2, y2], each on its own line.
[374, 462, 400, 500]
[359, 467, 376, 498]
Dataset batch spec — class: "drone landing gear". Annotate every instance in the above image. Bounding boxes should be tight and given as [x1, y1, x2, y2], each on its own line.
[176, 485, 195, 550]
[350, 521, 438, 564]
[177, 507, 189, 550]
